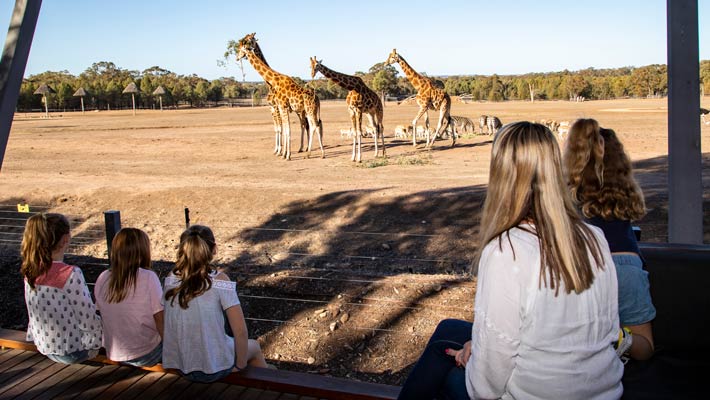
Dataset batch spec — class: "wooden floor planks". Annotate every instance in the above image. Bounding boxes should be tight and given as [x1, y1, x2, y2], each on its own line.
[0, 349, 325, 400]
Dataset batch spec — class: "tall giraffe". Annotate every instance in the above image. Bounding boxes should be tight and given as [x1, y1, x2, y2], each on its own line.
[240, 34, 310, 156]
[386, 49, 455, 148]
[310, 57, 384, 162]
[236, 33, 324, 160]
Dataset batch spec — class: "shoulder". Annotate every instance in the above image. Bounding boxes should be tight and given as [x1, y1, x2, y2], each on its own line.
[482, 226, 539, 258]
[211, 271, 236, 291]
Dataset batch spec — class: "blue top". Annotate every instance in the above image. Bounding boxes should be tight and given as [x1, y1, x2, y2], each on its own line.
[585, 216, 641, 255]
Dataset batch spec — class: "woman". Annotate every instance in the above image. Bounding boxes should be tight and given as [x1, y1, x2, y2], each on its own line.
[398, 122, 623, 399]
[564, 118, 656, 361]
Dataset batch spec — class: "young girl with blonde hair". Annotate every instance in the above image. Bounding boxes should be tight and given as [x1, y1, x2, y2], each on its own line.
[565, 118, 656, 361]
[21, 213, 102, 364]
[399, 122, 622, 399]
[162, 225, 267, 382]
[94, 228, 164, 366]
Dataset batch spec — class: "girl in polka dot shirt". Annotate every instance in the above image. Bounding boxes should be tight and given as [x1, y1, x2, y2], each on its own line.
[21, 213, 102, 364]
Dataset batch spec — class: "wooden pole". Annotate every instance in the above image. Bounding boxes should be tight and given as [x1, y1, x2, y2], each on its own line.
[667, 0, 702, 244]
[131, 93, 136, 116]
[43, 94, 47, 117]
[159, 95, 163, 111]
[80, 96, 84, 114]
[0, 0, 41, 172]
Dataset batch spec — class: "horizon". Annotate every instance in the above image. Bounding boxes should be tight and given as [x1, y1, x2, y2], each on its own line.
[1, 1, 709, 82]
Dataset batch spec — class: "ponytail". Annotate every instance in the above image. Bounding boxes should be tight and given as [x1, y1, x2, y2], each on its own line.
[21, 213, 70, 289]
[165, 225, 216, 309]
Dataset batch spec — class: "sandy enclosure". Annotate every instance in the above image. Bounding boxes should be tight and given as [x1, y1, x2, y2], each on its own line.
[1, 98, 709, 383]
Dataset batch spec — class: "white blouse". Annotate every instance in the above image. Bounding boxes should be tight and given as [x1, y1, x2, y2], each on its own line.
[465, 224, 624, 400]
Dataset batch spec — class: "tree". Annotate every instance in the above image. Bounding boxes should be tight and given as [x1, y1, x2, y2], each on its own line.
[371, 64, 398, 104]
[699, 60, 710, 96]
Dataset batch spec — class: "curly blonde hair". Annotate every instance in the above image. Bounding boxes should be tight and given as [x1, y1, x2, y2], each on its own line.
[564, 118, 645, 221]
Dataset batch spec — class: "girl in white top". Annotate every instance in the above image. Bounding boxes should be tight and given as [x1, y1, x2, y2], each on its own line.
[94, 228, 164, 367]
[398, 122, 623, 399]
[21, 213, 102, 364]
[162, 225, 267, 383]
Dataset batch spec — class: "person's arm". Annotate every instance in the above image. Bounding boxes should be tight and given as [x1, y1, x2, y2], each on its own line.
[215, 272, 247, 370]
[153, 310, 164, 339]
[65, 268, 102, 344]
[627, 322, 654, 360]
[467, 243, 522, 399]
[225, 305, 249, 371]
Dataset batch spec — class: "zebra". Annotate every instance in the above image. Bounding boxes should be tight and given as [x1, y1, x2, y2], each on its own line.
[479, 115, 488, 134]
[702, 108, 710, 125]
[449, 115, 475, 135]
[482, 115, 502, 135]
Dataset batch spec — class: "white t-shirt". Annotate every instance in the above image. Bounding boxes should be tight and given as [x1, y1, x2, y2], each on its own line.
[94, 268, 163, 361]
[466, 224, 624, 400]
[162, 271, 240, 374]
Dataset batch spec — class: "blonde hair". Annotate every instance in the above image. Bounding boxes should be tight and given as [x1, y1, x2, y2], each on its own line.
[105, 228, 152, 303]
[164, 225, 216, 309]
[21, 213, 70, 289]
[564, 118, 646, 221]
[477, 122, 604, 295]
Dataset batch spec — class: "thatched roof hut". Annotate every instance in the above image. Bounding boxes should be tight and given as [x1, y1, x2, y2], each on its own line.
[73, 87, 87, 97]
[33, 83, 55, 95]
[152, 86, 166, 95]
[122, 82, 139, 94]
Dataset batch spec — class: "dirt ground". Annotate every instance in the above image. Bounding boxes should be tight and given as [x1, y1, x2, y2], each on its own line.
[1, 98, 709, 385]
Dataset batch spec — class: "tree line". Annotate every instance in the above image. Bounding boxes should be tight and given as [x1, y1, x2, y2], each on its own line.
[16, 60, 710, 112]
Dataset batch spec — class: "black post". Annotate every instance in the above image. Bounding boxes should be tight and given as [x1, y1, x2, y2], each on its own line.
[0, 0, 42, 172]
[667, 0, 702, 244]
[184, 207, 190, 229]
[104, 210, 121, 258]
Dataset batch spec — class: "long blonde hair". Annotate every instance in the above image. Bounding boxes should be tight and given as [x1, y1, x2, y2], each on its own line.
[477, 122, 604, 295]
[21, 213, 70, 289]
[164, 225, 216, 309]
[564, 118, 646, 221]
[105, 228, 152, 303]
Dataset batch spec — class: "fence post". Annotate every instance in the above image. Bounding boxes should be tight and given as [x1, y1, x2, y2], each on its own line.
[104, 210, 121, 258]
[184, 207, 190, 229]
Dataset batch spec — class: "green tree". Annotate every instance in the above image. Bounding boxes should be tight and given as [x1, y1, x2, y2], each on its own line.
[371, 64, 399, 104]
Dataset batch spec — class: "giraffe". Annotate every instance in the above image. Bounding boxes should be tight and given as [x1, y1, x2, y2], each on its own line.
[309, 57, 385, 163]
[386, 49, 455, 148]
[237, 33, 310, 156]
[236, 33, 324, 160]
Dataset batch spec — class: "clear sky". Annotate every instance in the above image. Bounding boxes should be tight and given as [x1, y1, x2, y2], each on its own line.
[1, 0, 708, 81]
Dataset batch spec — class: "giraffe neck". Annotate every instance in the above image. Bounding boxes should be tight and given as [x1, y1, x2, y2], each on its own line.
[252, 42, 269, 68]
[246, 50, 280, 87]
[396, 56, 427, 92]
[316, 64, 361, 92]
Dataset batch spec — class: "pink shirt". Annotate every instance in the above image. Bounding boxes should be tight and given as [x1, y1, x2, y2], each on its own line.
[94, 268, 163, 361]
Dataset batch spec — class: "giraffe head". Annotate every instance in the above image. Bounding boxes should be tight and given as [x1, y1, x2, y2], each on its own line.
[386, 49, 400, 65]
[309, 57, 323, 79]
[236, 32, 257, 61]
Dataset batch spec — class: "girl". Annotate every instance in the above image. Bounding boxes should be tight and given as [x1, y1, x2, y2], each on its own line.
[398, 122, 623, 399]
[162, 225, 267, 382]
[21, 213, 102, 364]
[565, 118, 656, 361]
[94, 228, 164, 367]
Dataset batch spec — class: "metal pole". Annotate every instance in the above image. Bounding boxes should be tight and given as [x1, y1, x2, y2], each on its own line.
[0, 0, 42, 172]
[104, 210, 122, 257]
[667, 0, 702, 244]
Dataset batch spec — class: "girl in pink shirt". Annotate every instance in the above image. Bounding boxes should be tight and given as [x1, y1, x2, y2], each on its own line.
[94, 228, 164, 367]
[22, 213, 102, 364]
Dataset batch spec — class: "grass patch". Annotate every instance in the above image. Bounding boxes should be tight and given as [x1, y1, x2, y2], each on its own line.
[395, 153, 433, 166]
[358, 157, 390, 168]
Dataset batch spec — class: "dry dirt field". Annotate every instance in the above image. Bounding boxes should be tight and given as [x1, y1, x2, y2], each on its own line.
[1, 98, 709, 385]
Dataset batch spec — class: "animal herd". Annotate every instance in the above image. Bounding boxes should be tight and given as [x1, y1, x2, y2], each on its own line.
[233, 33, 593, 163]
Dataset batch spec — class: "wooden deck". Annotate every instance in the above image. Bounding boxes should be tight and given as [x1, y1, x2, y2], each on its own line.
[0, 348, 317, 400]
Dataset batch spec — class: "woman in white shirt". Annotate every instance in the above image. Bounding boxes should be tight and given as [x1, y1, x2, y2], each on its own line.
[398, 122, 623, 399]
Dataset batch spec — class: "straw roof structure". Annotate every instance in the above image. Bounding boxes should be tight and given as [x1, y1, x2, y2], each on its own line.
[152, 86, 166, 95]
[33, 83, 55, 95]
[73, 87, 87, 97]
[122, 82, 140, 94]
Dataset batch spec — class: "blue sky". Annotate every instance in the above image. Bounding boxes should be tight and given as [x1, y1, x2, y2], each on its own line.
[1, 0, 708, 81]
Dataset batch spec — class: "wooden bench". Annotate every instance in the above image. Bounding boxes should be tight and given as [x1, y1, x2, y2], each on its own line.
[0, 328, 400, 400]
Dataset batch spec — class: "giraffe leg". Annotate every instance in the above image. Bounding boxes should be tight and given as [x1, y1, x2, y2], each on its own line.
[412, 107, 428, 147]
[282, 107, 291, 161]
[306, 114, 317, 159]
[316, 119, 324, 159]
[366, 113, 378, 158]
[430, 110, 447, 148]
[355, 110, 363, 163]
[271, 106, 281, 155]
[424, 112, 431, 146]
[350, 110, 357, 162]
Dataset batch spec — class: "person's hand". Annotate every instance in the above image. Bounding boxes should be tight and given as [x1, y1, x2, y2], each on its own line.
[446, 340, 472, 368]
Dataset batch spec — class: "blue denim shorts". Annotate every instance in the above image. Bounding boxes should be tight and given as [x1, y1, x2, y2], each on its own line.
[45, 348, 99, 364]
[613, 254, 656, 326]
[121, 342, 162, 367]
[182, 365, 233, 383]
